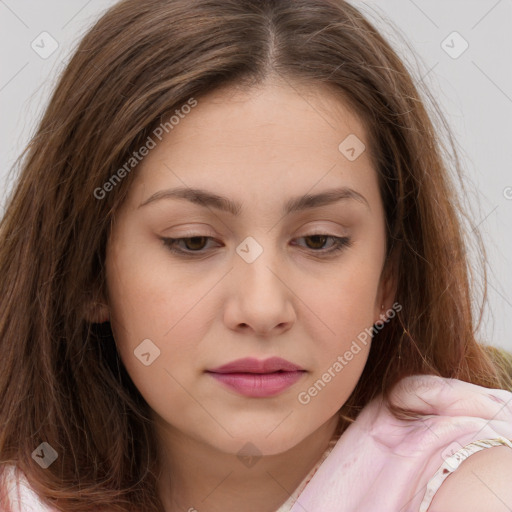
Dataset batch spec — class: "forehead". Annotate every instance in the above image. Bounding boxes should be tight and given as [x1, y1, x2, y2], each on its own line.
[129, 79, 379, 213]
[153, 79, 369, 157]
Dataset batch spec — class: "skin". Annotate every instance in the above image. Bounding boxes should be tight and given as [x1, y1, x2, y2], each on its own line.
[101, 77, 397, 512]
[427, 445, 512, 511]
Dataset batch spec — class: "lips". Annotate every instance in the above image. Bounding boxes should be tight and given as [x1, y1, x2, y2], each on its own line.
[206, 357, 306, 398]
[208, 356, 304, 374]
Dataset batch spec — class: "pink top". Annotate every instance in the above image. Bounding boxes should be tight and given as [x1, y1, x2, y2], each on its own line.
[3, 374, 512, 512]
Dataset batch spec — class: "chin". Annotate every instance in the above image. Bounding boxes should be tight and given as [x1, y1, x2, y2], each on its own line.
[202, 422, 312, 457]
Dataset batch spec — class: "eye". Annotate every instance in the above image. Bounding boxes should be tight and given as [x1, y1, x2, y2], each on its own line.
[293, 234, 352, 254]
[160, 234, 352, 257]
[162, 235, 217, 255]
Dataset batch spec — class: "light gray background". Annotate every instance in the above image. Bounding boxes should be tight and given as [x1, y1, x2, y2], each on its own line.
[1, 1, 511, 351]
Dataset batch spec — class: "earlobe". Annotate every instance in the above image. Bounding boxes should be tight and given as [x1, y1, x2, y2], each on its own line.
[374, 246, 400, 323]
[84, 301, 110, 324]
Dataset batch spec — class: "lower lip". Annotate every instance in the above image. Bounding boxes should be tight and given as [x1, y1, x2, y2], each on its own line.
[207, 371, 305, 398]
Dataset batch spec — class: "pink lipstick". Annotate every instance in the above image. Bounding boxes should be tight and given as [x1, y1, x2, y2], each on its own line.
[206, 357, 306, 398]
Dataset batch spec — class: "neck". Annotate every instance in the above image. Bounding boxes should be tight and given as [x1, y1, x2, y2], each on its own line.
[153, 414, 341, 512]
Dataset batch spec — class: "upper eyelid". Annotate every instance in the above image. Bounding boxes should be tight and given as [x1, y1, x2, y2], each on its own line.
[170, 229, 347, 240]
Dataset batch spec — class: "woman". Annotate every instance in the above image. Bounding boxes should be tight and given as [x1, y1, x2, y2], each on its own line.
[1, 0, 511, 510]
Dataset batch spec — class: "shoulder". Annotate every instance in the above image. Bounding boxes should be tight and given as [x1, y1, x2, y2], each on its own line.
[428, 445, 512, 511]
[379, 375, 512, 511]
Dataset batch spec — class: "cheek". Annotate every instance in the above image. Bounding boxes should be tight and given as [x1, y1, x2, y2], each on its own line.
[105, 241, 214, 392]
[303, 255, 382, 344]
[293, 241, 383, 390]
[108, 261, 219, 352]
[106, 235, 181, 335]
[293, 268, 378, 414]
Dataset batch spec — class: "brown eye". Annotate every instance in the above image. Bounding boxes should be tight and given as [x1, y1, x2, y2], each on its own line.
[303, 234, 329, 250]
[181, 236, 209, 251]
[161, 236, 218, 255]
[293, 234, 352, 255]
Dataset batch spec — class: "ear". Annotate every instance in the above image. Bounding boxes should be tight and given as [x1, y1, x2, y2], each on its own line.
[374, 244, 400, 324]
[84, 295, 110, 324]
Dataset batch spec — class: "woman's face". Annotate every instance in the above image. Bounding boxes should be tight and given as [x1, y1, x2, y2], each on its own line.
[104, 79, 395, 456]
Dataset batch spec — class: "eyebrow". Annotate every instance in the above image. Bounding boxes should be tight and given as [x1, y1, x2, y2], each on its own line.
[138, 186, 369, 215]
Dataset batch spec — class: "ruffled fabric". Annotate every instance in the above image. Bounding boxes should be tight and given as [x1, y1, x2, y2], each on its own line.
[281, 374, 512, 512]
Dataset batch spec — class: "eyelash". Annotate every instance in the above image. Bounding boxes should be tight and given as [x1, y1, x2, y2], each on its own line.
[160, 234, 352, 258]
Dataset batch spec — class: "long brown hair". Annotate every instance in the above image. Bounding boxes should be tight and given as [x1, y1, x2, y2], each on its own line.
[1, 0, 510, 510]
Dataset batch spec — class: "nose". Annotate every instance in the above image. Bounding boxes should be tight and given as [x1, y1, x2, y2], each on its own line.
[223, 240, 296, 337]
